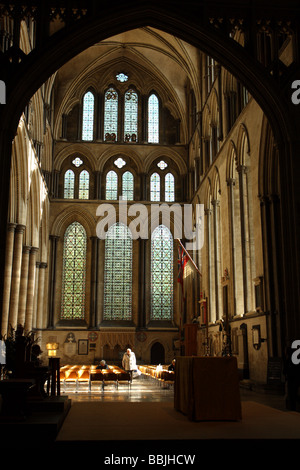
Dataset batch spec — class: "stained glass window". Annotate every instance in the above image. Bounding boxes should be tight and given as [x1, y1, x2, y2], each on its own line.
[124, 89, 138, 142]
[61, 222, 87, 320]
[114, 157, 126, 169]
[82, 91, 94, 141]
[122, 171, 134, 200]
[72, 157, 83, 167]
[151, 225, 173, 320]
[106, 170, 118, 200]
[79, 170, 89, 199]
[64, 169, 75, 199]
[150, 172, 160, 201]
[148, 93, 159, 143]
[116, 73, 128, 82]
[103, 223, 132, 320]
[157, 160, 167, 170]
[104, 87, 118, 141]
[165, 173, 175, 202]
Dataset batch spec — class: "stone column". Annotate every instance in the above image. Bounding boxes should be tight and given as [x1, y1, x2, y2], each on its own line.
[1, 222, 16, 336]
[48, 235, 59, 328]
[25, 247, 39, 331]
[227, 178, 237, 316]
[237, 164, 251, 313]
[17, 245, 31, 327]
[97, 239, 105, 325]
[89, 236, 99, 328]
[36, 262, 47, 330]
[138, 239, 146, 328]
[32, 260, 40, 329]
[212, 199, 221, 320]
[205, 208, 214, 323]
[8, 224, 26, 329]
[94, 171, 102, 199]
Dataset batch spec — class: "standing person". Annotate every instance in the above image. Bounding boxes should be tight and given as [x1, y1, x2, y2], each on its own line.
[122, 348, 137, 382]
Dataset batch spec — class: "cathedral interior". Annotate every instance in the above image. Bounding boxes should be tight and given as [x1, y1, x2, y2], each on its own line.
[0, 0, 300, 453]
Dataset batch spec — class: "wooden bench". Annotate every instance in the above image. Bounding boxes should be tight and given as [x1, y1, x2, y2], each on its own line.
[59, 365, 131, 392]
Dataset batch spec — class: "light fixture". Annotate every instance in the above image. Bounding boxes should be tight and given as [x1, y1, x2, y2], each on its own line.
[46, 343, 59, 357]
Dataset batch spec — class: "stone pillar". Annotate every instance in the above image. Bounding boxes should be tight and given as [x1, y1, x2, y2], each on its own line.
[32, 260, 40, 329]
[212, 199, 221, 320]
[48, 235, 59, 328]
[138, 239, 146, 328]
[8, 224, 25, 329]
[17, 245, 31, 327]
[140, 173, 147, 201]
[237, 164, 251, 313]
[227, 178, 237, 316]
[97, 239, 105, 325]
[36, 262, 47, 330]
[25, 247, 39, 331]
[260, 194, 281, 357]
[94, 171, 102, 199]
[89, 236, 99, 328]
[205, 208, 214, 323]
[1, 222, 16, 336]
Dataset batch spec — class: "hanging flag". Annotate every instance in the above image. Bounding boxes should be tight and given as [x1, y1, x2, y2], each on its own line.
[177, 244, 187, 288]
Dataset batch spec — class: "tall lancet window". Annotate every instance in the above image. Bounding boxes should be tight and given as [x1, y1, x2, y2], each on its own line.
[82, 91, 94, 141]
[148, 93, 159, 143]
[104, 223, 132, 320]
[165, 173, 175, 202]
[151, 225, 173, 320]
[124, 89, 138, 142]
[122, 171, 134, 200]
[104, 87, 118, 141]
[64, 169, 75, 199]
[79, 170, 89, 199]
[106, 170, 118, 200]
[150, 172, 160, 201]
[61, 222, 87, 320]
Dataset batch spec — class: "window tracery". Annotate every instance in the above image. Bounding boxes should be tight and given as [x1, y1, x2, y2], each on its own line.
[103, 222, 132, 321]
[151, 225, 173, 320]
[61, 222, 87, 320]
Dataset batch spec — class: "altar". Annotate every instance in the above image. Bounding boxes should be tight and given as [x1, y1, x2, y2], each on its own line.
[174, 356, 242, 421]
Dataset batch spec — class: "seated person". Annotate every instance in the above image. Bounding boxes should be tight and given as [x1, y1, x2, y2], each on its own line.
[168, 359, 176, 371]
[96, 360, 109, 370]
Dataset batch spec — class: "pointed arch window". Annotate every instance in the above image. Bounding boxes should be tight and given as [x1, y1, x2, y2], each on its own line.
[82, 91, 94, 141]
[106, 170, 118, 200]
[165, 173, 175, 202]
[104, 222, 132, 320]
[64, 169, 75, 199]
[61, 222, 87, 320]
[122, 171, 134, 200]
[150, 172, 160, 201]
[148, 93, 159, 143]
[151, 225, 173, 320]
[124, 89, 138, 142]
[104, 87, 118, 141]
[79, 170, 89, 199]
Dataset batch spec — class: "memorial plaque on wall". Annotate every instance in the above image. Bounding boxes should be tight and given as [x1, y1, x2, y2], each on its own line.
[64, 341, 77, 357]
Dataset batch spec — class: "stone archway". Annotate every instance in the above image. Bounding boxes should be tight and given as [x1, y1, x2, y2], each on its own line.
[0, 0, 299, 348]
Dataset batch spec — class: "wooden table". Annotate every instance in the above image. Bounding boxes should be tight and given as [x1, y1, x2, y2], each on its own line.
[174, 356, 242, 421]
